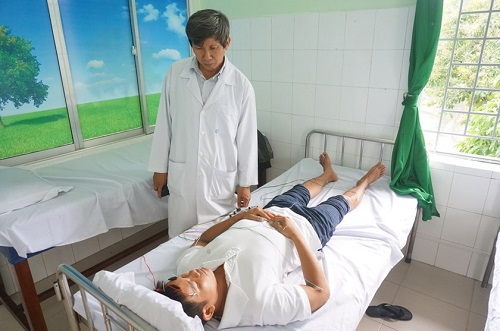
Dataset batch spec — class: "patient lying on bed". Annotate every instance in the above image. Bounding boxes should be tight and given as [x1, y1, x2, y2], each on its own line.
[159, 153, 386, 328]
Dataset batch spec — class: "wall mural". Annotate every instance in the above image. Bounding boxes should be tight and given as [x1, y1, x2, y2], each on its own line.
[0, 0, 189, 159]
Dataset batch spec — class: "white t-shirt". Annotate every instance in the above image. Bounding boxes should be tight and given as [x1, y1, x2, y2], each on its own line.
[176, 207, 322, 328]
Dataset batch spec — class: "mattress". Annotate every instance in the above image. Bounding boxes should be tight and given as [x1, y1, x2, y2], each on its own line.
[73, 157, 417, 331]
[485, 232, 500, 331]
[0, 135, 168, 258]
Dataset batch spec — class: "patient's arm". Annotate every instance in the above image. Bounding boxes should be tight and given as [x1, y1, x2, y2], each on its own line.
[268, 215, 330, 312]
[194, 207, 275, 247]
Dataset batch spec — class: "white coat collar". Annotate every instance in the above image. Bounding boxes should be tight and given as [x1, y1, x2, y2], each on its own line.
[180, 57, 236, 108]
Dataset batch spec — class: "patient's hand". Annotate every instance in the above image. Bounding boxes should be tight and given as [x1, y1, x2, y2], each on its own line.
[267, 215, 298, 240]
[241, 207, 276, 223]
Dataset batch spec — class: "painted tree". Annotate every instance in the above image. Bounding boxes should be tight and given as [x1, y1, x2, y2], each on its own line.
[0, 25, 49, 128]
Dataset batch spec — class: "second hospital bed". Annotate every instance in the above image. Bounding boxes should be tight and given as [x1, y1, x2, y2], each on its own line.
[55, 130, 420, 331]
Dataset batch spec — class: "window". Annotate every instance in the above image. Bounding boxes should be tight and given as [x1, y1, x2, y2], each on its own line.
[420, 0, 500, 162]
[0, 0, 189, 163]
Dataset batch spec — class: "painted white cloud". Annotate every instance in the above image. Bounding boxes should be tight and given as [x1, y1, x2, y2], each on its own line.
[87, 60, 104, 69]
[162, 3, 186, 36]
[152, 48, 181, 60]
[138, 4, 159, 22]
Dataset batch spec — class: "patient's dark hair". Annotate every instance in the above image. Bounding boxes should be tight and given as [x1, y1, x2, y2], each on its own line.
[186, 9, 230, 47]
[159, 282, 208, 325]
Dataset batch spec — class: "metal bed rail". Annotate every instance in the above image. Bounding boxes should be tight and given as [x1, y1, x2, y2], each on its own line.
[54, 263, 156, 331]
[304, 129, 421, 263]
[305, 130, 395, 168]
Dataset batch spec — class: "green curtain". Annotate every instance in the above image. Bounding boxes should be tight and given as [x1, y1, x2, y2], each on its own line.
[390, 0, 443, 221]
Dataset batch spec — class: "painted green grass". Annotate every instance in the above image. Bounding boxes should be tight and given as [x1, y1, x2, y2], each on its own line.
[0, 94, 161, 160]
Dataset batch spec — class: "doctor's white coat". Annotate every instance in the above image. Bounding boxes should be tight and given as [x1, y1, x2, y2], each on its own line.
[149, 57, 258, 238]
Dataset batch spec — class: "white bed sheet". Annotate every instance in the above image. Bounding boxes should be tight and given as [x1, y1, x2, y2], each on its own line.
[74, 158, 417, 331]
[485, 233, 500, 331]
[0, 135, 168, 258]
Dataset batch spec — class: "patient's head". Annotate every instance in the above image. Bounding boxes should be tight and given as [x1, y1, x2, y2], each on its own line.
[159, 267, 218, 324]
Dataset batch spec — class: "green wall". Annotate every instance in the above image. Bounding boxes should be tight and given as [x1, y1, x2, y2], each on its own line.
[192, 0, 416, 18]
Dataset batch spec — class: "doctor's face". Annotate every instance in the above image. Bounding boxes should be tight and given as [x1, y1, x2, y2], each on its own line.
[192, 37, 231, 79]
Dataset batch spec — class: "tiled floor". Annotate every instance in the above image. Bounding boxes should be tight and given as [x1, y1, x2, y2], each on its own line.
[0, 259, 491, 331]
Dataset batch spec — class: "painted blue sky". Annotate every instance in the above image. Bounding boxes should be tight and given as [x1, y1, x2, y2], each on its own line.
[0, 0, 189, 116]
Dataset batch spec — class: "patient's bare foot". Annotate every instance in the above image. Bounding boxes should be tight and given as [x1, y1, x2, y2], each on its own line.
[319, 152, 338, 182]
[357, 162, 385, 187]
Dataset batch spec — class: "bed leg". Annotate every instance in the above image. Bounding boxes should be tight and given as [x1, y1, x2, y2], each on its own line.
[405, 207, 421, 263]
[14, 260, 48, 331]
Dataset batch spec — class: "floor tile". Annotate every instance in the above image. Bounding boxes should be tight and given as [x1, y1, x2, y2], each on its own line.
[369, 280, 400, 306]
[0, 305, 24, 331]
[356, 316, 382, 330]
[385, 259, 410, 285]
[468, 311, 487, 331]
[387, 286, 469, 331]
[471, 280, 491, 316]
[402, 260, 474, 310]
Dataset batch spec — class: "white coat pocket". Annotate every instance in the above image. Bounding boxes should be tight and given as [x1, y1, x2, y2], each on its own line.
[210, 167, 237, 201]
[167, 160, 186, 196]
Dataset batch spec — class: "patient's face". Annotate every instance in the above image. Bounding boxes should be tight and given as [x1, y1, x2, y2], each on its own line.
[167, 267, 218, 304]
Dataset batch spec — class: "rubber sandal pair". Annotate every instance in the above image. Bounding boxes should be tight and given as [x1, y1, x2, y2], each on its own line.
[366, 303, 413, 321]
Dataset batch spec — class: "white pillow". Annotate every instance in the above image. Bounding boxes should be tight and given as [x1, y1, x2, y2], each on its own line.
[0, 166, 73, 214]
[93, 270, 204, 331]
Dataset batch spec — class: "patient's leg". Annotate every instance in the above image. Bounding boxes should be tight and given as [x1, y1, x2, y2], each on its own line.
[303, 152, 338, 199]
[342, 162, 386, 210]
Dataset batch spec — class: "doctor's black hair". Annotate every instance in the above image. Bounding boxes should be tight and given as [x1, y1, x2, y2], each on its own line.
[186, 9, 230, 47]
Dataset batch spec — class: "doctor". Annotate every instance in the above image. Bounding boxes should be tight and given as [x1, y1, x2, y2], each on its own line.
[149, 9, 258, 238]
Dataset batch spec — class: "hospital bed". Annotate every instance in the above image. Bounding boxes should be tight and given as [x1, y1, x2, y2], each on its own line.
[0, 135, 169, 331]
[484, 227, 500, 330]
[54, 130, 419, 331]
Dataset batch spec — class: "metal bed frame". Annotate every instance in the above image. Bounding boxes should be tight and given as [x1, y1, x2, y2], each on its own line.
[305, 130, 420, 263]
[54, 130, 421, 331]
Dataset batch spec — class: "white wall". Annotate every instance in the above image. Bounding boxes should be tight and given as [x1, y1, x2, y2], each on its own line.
[226, 6, 500, 281]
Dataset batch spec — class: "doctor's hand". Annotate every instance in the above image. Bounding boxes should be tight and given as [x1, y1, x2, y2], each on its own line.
[236, 186, 251, 207]
[153, 172, 168, 199]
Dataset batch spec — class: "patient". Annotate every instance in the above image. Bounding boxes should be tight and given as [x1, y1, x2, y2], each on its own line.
[159, 153, 386, 328]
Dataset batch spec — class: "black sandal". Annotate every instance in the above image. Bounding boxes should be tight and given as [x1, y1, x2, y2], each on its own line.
[366, 303, 413, 321]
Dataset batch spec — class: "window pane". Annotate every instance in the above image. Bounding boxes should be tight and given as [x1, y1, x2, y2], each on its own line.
[59, 0, 142, 140]
[483, 40, 500, 63]
[436, 133, 463, 153]
[467, 113, 496, 136]
[419, 102, 442, 131]
[462, 0, 492, 11]
[445, 89, 473, 110]
[456, 135, 500, 157]
[477, 65, 500, 88]
[0, 0, 72, 160]
[488, 12, 500, 36]
[427, 41, 453, 90]
[458, 13, 488, 38]
[449, 64, 477, 88]
[135, 0, 190, 126]
[454, 40, 482, 63]
[423, 131, 438, 151]
[439, 111, 467, 134]
[472, 91, 500, 113]
[441, 0, 461, 38]
[494, 0, 500, 10]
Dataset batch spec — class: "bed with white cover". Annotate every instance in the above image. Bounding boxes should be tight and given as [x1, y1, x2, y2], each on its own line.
[485, 228, 500, 331]
[0, 135, 168, 331]
[55, 130, 419, 331]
